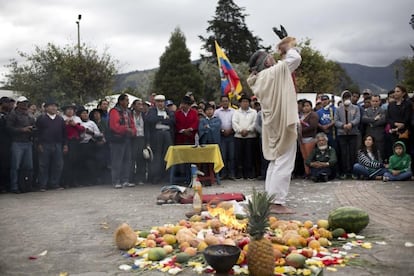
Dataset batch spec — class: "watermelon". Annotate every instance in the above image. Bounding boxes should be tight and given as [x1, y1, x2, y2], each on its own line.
[328, 206, 369, 234]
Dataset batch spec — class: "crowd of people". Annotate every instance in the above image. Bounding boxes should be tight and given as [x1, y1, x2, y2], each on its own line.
[0, 83, 412, 194]
[298, 86, 413, 182]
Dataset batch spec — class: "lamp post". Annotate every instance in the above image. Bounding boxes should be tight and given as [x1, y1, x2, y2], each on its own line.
[76, 14, 82, 103]
[76, 14, 82, 56]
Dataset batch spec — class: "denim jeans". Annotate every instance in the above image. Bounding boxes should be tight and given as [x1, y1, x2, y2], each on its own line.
[383, 170, 412, 181]
[310, 167, 332, 178]
[219, 135, 235, 178]
[110, 139, 132, 186]
[38, 144, 64, 189]
[353, 163, 387, 178]
[10, 142, 33, 191]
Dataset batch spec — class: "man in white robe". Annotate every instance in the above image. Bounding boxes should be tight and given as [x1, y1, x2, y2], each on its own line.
[247, 47, 301, 213]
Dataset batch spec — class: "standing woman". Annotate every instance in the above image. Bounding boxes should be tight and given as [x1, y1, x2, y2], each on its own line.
[386, 85, 412, 158]
[299, 100, 319, 177]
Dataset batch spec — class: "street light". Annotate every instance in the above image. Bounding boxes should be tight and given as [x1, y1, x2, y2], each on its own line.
[76, 14, 82, 55]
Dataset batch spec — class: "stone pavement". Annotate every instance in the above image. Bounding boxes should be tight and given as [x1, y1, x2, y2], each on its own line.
[0, 178, 413, 276]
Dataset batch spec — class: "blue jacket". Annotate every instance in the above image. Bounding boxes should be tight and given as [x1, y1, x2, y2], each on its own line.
[198, 115, 221, 144]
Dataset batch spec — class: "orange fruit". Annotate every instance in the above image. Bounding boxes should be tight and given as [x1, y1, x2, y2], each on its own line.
[179, 241, 190, 252]
[145, 239, 156, 248]
[184, 246, 197, 256]
[308, 240, 321, 250]
[303, 220, 314, 229]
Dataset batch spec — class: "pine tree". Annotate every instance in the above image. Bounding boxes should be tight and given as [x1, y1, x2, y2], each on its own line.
[199, 0, 266, 63]
[153, 27, 204, 104]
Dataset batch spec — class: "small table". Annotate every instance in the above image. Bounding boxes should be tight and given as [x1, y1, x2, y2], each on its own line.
[164, 144, 224, 185]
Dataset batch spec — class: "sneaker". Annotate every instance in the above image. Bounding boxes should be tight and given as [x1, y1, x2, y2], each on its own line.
[39, 188, 46, 192]
[114, 184, 123, 189]
[11, 189, 21, 194]
[339, 174, 347, 180]
[137, 181, 145, 185]
[123, 182, 136, 187]
[57, 187, 65, 190]
[382, 176, 389, 182]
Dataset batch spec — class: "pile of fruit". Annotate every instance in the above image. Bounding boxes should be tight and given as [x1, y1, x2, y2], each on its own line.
[117, 203, 371, 275]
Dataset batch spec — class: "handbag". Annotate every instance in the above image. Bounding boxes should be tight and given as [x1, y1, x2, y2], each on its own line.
[398, 129, 409, 139]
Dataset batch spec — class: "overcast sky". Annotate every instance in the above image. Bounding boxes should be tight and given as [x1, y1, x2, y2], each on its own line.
[1, 0, 413, 81]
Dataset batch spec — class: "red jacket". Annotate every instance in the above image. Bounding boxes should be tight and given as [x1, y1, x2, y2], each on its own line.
[65, 120, 85, 140]
[109, 106, 136, 137]
[175, 108, 199, 145]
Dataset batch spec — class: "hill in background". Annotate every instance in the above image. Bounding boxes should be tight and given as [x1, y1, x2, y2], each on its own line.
[114, 59, 405, 97]
[338, 59, 403, 93]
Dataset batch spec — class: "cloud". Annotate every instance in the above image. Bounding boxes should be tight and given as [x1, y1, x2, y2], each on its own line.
[1, 0, 413, 82]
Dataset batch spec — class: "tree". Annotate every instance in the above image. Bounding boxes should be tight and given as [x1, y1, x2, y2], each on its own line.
[294, 40, 358, 94]
[401, 57, 414, 92]
[3, 43, 117, 105]
[153, 27, 204, 104]
[199, 0, 266, 63]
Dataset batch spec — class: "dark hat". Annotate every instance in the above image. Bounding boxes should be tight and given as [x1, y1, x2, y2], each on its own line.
[76, 106, 88, 116]
[320, 95, 329, 100]
[44, 99, 58, 107]
[62, 103, 77, 111]
[0, 97, 11, 104]
[248, 50, 269, 73]
[238, 95, 251, 103]
[181, 95, 193, 105]
[165, 100, 174, 106]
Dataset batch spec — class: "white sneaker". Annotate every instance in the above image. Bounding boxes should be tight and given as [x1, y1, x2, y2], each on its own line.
[123, 182, 136, 187]
[138, 181, 145, 185]
[114, 184, 123, 189]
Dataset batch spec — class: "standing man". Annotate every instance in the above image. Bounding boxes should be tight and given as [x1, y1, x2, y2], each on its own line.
[108, 94, 136, 189]
[317, 95, 337, 147]
[97, 99, 110, 122]
[214, 95, 236, 180]
[247, 48, 301, 214]
[335, 90, 361, 179]
[232, 95, 257, 179]
[362, 94, 387, 159]
[130, 99, 147, 185]
[175, 96, 199, 145]
[145, 95, 175, 184]
[6, 96, 36, 193]
[36, 100, 67, 191]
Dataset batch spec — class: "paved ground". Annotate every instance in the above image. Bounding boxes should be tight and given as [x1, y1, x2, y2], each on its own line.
[0, 178, 413, 276]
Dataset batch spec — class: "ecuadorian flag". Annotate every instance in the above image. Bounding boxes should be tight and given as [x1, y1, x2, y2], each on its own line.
[215, 41, 242, 99]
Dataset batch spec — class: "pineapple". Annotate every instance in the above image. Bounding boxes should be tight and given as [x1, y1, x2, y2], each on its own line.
[246, 189, 276, 276]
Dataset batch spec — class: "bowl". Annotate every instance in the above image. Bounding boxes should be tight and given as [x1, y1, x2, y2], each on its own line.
[203, 244, 241, 273]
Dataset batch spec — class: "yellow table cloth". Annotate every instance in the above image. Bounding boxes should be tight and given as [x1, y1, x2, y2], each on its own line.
[164, 144, 224, 173]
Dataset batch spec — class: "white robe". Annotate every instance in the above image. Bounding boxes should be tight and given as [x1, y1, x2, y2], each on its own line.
[248, 61, 299, 205]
